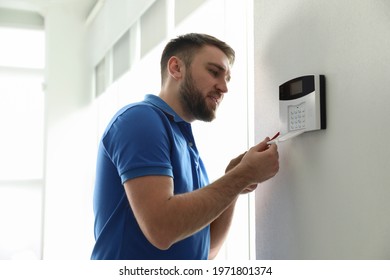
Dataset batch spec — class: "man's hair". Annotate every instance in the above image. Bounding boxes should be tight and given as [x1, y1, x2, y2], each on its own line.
[160, 33, 235, 84]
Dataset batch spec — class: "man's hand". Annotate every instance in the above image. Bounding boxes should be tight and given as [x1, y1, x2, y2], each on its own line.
[226, 138, 279, 187]
[225, 152, 247, 173]
[240, 138, 279, 185]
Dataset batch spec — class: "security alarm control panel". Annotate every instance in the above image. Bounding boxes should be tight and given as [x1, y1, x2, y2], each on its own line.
[279, 75, 326, 136]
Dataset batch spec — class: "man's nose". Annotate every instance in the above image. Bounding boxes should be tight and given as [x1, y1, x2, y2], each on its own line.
[216, 79, 228, 94]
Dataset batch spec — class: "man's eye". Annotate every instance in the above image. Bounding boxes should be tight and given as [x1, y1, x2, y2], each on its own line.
[209, 69, 218, 77]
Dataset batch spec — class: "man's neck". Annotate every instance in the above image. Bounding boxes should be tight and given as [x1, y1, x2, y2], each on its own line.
[159, 86, 194, 123]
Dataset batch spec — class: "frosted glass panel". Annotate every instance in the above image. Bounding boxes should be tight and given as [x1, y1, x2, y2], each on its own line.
[113, 30, 130, 82]
[95, 57, 106, 97]
[175, 0, 206, 26]
[140, 0, 167, 57]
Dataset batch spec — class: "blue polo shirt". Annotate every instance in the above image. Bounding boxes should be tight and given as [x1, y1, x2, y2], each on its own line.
[91, 94, 210, 260]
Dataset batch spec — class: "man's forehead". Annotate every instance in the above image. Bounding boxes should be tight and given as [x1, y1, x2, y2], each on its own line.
[196, 45, 229, 61]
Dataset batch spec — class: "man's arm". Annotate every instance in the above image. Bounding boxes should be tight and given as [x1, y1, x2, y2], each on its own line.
[123, 139, 278, 250]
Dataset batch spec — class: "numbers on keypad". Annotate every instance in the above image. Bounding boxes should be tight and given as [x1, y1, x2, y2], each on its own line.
[288, 103, 306, 131]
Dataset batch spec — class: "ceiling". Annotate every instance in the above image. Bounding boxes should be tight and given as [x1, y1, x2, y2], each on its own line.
[0, 0, 98, 18]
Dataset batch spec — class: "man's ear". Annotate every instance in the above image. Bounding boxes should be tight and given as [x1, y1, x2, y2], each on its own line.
[167, 56, 183, 80]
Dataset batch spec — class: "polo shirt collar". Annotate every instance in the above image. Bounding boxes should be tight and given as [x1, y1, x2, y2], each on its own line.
[144, 94, 186, 123]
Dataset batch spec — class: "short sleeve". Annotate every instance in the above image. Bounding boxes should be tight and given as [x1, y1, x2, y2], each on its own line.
[102, 105, 173, 184]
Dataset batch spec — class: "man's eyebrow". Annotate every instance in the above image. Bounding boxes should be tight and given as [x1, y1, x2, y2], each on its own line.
[207, 62, 231, 81]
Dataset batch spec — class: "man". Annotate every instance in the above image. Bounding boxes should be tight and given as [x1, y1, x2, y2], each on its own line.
[91, 33, 279, 260]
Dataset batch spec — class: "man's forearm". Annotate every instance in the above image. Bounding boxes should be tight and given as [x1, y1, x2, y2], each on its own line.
[160, 171, 248, 249]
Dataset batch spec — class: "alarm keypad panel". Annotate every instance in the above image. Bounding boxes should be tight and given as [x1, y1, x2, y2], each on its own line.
[279, 75, 326, 136]
[288, 103, 306, 131]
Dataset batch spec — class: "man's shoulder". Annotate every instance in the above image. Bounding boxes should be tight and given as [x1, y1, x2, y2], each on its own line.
[113, 100, 169, 125]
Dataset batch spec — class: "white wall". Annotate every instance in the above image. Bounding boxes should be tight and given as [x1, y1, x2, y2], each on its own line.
[254, 0, 390, 259]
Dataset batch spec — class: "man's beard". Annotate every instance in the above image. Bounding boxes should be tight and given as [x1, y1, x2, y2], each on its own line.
[179, 71, 218, 122]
